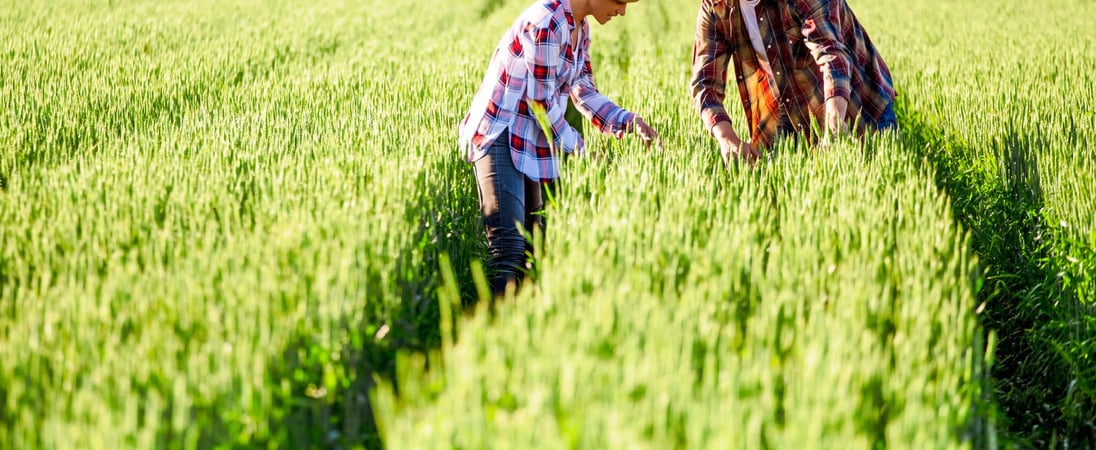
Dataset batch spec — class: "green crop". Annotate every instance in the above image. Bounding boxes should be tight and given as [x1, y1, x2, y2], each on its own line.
[0, 0, 1091, 449]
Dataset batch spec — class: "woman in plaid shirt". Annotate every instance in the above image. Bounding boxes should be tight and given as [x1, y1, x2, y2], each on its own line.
[691, 0, 896, 166]
[459, 0, 660, 297]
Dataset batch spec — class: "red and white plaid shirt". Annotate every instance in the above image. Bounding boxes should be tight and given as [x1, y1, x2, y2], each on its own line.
[459, 0, 635, 182]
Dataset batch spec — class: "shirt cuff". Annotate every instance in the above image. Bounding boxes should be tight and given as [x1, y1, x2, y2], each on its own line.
[824, 81, 851, 102]
[615, 110, 636, 138]
[702, 107, 732, 134]
[571, 135, 586, 154]
[562, 130, 584, 154]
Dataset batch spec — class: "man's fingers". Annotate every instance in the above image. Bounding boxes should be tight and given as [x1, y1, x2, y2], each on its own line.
[722, 142, 760, 169]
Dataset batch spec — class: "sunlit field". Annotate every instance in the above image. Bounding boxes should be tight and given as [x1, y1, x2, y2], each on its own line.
[1, 0, 1092, 448]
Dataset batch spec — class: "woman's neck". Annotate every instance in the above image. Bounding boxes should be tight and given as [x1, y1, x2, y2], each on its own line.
[570, 0, 589, 22]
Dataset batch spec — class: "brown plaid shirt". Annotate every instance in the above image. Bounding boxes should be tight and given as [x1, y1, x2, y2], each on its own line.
[691, 0, 895, 147]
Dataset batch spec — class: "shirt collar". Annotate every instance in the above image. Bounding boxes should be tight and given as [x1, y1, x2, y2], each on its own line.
[561, 0, 576, 28]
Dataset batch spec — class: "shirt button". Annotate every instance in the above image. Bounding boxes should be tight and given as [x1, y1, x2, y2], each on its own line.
[776, 71, 781, 76]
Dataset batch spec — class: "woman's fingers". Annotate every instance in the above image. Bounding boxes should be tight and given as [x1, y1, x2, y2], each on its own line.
[633, 117, 661, 149]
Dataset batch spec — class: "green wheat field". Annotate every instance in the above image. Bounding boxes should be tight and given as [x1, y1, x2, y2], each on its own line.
[1, 0, 1093, 448]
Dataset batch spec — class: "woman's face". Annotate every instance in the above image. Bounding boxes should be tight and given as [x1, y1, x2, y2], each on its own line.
[589, 0, 637, 25]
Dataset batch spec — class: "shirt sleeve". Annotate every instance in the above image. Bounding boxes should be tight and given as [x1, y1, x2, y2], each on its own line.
[797, 0, 852, 101]
[690, 1, 733, 134]
[519, 20, 584, 153]
[571, 56, 634, 138]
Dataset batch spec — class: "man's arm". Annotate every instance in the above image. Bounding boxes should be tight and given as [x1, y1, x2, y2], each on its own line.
[690, 1, 733, 136]
[692, 2, 759, 165]
[797, 0, 853, 135]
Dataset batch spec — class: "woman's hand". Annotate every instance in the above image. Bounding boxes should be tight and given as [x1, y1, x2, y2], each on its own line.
[631, 116, 662, 150]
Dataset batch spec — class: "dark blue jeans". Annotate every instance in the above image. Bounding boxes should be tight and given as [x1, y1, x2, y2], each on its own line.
[776, 101, 897, 138]
[473, 132, 548, 296]
[863, 101, 898, 131]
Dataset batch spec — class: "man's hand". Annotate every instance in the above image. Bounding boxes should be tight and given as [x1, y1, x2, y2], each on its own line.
[712, 121, 759, 167]
[631, 116, 662, 150]
[823, 96, 850, 146]
[719, 137, 759, 167]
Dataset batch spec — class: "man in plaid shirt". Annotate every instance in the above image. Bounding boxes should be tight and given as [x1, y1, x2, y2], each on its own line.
[691, 0, 896, 166]
[460, 0, 660, 297]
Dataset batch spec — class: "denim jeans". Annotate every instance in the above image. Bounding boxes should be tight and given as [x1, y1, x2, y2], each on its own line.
[473, 131, 548, 296]
[775, 100, 897, 140]
[863, 101, 897, 132]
